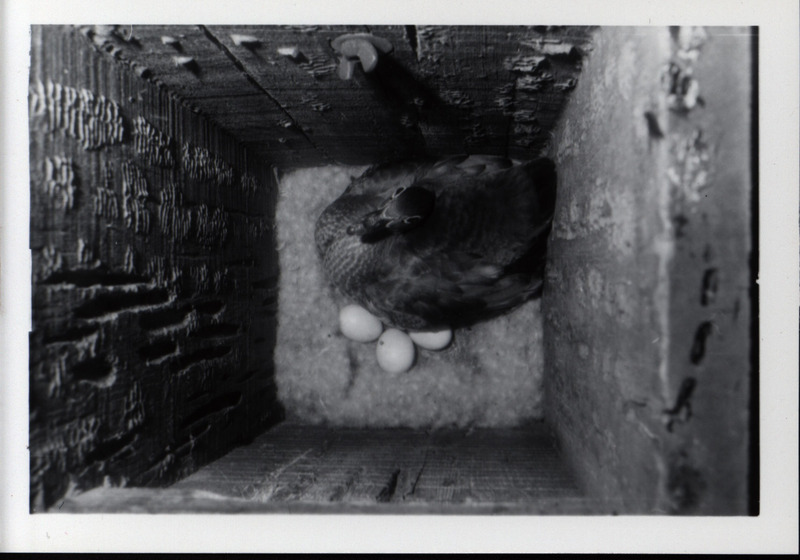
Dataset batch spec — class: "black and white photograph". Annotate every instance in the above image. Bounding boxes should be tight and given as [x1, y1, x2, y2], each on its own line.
[1, 0, 798, 554]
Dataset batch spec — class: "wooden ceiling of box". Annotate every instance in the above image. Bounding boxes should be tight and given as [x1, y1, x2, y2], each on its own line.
[76, 24, 594, 169]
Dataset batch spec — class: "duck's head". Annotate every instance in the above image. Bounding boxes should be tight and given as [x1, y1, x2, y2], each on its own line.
[346, 185, 435, 243]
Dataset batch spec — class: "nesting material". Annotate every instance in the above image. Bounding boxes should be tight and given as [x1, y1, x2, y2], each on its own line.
[274, 166, 545, 428]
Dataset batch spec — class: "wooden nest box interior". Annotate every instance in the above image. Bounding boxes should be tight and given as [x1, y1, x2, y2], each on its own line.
[29, 25, 756, 515]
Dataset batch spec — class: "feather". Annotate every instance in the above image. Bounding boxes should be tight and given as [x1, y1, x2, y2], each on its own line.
[315, 155, 557, 330]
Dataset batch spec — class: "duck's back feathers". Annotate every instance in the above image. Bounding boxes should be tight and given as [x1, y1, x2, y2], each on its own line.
[361, 248, 543, 330]
[405, 157, 555, 267]
[316, 155, 557, 330]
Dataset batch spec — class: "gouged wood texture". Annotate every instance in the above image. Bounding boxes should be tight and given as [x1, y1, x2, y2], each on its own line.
[58, 422, 613, 514]
[169, 422, 586, 507]
[29, 25, 283, 512]
[74, 25, 594, 168]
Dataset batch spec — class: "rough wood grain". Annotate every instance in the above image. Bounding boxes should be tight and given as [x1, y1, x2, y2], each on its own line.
[75, 24, 319, 167]
[29, 25, 283, 512]
[56, 486, 600, 514]
[207, 24, 416, 165]
[73, 25, 593, 168]
[169, 422, 585, 506]
[543, 26, 754, 514]
[56, 421, 611, 514]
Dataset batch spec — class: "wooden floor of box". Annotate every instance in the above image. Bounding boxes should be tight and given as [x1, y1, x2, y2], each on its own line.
[58, 421, 611, 514]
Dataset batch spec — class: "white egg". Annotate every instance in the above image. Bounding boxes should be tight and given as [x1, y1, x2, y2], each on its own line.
[339, 304, 383, 342]
[409, 328, 453, 350]
[376, 329, 415, 373]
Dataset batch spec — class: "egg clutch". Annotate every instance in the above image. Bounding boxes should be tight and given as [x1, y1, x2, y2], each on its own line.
[338, 303, 452, 373]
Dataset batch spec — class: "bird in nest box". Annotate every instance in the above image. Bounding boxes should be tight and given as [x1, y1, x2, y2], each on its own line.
[315, 155, 558, 331]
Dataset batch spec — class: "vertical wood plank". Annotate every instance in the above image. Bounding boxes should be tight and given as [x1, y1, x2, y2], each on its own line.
[544, 26, 754, 514]
[28, 25, 282, 511]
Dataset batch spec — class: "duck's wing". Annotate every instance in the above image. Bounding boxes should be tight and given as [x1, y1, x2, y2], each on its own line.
[337, 157, 555, 329]
[405, 157, 557, 269]
[362, 247, 544, 329]
[366, 157, 555, 328]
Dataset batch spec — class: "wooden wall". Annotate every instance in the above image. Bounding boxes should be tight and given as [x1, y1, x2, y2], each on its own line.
[28, 25, 283, 511]
[73, 25, 594, 168]
[544, 26, 754, 514]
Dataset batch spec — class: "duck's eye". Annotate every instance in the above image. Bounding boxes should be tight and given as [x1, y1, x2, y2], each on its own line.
[403, 216, 421, 225]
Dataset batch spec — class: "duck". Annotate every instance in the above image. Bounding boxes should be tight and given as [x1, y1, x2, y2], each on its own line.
[314, 154, 557, 331]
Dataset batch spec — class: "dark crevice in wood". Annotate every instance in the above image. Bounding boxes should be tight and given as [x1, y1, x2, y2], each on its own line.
[133, 450, 176, 487]
[690, 321, 714, 365]
[84, 430, 139, 464]
[213, 206, 269, 219]
[328, 468, 361, 502]
[170, 343, 233, 373]
[42, 268, 147, 288]
[376, 468, 401, 503]
[234, 366, 273, 385]
[406, 450, 428, 498]
[224, 257, 257, 268]
[193, 299, 225, 315]
[180, 391, 243, 430]
[192, 323, 239, 339]
[186, 423, 213, 444]
[73, 289, 171, 319]
[186, 389, 210, 404]
[43, 325, 99, 344]
[139, 305, 192, 330]
[137, 338, 177, 361]
[700, 268, 719, 306]
[72, 355, 113, 383]
[261, 292, 278, 309]
[404, 25, 419, 61]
